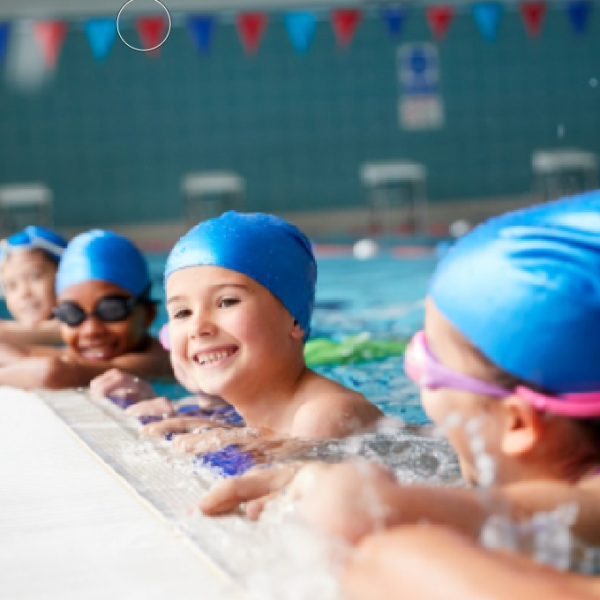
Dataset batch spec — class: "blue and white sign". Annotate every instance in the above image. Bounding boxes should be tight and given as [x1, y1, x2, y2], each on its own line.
[398, 43, 444, 130]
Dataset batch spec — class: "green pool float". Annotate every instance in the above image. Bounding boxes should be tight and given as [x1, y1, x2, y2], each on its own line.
[304, 335, 407, 367]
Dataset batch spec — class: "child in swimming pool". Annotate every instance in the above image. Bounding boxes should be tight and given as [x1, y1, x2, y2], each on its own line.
[200, 193, 600, 549]
[140, 211, 382, 444]
[0, 230, 171, 389]
[0, 226, 67, 345]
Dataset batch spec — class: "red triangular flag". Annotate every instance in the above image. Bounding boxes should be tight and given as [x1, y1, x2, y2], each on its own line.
[33, 21, 68, 68]
[519, 1, 547, 36]
[236, 12, 268, 54]
[426, 6, 454, 40]
[331, 9, 362, 48]
[136, 16, 167, 54]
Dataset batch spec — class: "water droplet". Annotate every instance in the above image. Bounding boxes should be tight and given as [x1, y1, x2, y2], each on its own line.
[557, 124, 565, 138]
[590, 78, 598, 88]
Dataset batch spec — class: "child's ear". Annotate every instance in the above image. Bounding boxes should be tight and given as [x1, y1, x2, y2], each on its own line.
[500, 396, 545, 457]
[290, 319, 305, 340]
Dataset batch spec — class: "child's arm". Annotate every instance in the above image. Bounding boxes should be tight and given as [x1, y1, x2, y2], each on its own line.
[19, 339, 172, 388]
[0, 356, 108, 389]
[203, 459, 600, 547]
[344, 525, 600, 600]
[0, 342, 171, 390]
[0, 319, 63, 346]
[101, 339, 173, 379]
[287, 462, 600, 546]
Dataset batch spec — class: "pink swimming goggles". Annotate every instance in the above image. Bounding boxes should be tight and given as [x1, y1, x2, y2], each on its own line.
[404, 330, 600, 418]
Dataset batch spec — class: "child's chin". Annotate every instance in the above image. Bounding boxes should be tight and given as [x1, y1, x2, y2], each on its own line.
[17, 312, 46, 327]
[193, 376, 231, 399]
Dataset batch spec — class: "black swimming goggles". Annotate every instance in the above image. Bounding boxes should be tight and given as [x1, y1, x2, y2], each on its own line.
[53, 288, 151, 327]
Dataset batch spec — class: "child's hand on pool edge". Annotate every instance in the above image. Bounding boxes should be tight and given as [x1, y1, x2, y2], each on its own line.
[172, 426, 257, 454]
[90, 368, 156, 403]
[125, 397, 176, 418]
[199, 462, 303, 518]
[286, 461, 399, 545]
[139, 416, 217, 437]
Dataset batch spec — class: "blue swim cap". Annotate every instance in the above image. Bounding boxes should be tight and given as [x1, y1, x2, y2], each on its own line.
[56, 230, 151, 297]
[430, 191, 600, 393]
[164, 212, 317, 341]
[0, 225, 67, 263]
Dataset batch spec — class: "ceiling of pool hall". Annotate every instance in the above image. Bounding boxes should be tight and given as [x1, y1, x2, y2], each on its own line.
[0, 0, 386, 20]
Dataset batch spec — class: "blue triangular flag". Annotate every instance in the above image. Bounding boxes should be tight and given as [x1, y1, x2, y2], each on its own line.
[284, 12, 316, 54]
[381, 7, 407, 38]
[567, 0, 591, 34]
[0, 23, 9, 63]
[187, 15, 215, 54]
[472, 2, 503, 42]
[85, 19, 116, 61]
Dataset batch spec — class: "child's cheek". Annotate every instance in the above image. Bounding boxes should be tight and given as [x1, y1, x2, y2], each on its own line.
[224, 309, 255, 342]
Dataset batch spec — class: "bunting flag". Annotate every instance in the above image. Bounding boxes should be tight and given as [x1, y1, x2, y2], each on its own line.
[0, 23, 9, 63]
[85, 19, 116, 61]
[519, 1, 547, 37]
[136, 16, 167, 54]
[284, 12, 317, 54]
[187, 15, 215, 55]
[236, 12, 268, 55]
[33, 21, 68, 68]
[426, 6, 454, 40]
[331, 9, 362, 48]
[472, 2, 503, 42]
[567, 0, 592, 34]
[381, 6, 408, 38]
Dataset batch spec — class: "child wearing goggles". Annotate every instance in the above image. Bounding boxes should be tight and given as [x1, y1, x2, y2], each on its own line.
[0, 225, 67, 345]
[0, 230, 171, 388]
[200, 193, 600, 563]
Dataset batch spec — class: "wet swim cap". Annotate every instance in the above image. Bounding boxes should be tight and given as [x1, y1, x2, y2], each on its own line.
[164, 211, 317, 340]
[56, 230, 151, 297]
[0, 225, 67, 263]
[430, 191, 600, 393]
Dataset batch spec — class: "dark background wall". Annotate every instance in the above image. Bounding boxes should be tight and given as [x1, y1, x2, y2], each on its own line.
[0, 7, 598, 229]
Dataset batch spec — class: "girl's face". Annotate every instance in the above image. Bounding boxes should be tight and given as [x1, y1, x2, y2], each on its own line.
[421, 299, 502, 484]
[0, 250, 57, 326]
[58, 280, 152, 361]
[166, 266, 303, 400]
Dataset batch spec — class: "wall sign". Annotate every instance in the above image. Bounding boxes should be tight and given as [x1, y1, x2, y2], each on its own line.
[398, 43, 444, 130]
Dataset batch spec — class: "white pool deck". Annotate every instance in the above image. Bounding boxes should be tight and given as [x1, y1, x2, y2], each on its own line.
[1, 388, 339, 600]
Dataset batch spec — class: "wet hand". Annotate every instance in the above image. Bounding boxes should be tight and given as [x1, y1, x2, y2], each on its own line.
[90, 368, 156, 402]
[199, 463, 302, 518]
[172, 426, 259, 454]
[289, 461, 398, 545]
[139, 416, 216, 437]
[125, 397, 176, 418]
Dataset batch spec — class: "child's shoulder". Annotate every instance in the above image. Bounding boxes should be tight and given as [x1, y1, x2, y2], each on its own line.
[291, 370, 383, 439]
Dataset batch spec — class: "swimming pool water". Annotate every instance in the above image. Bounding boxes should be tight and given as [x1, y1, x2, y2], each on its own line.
[146, 253, 436, 424]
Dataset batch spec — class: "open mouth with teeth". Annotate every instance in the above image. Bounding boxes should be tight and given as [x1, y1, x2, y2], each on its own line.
[193, 346, 238, 366]
[78, 344, 119, 360]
